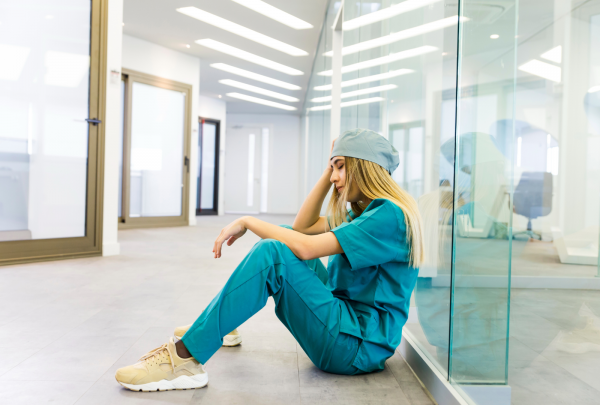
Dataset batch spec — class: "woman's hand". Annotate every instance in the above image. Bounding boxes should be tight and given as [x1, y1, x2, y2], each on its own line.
[213, 217, 248, 258]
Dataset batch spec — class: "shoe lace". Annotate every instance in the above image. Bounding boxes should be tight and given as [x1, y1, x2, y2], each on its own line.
[139, 343, 175, 371]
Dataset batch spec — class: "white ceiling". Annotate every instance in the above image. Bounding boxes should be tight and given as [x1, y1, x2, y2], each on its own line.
[123, 0, 330, 114]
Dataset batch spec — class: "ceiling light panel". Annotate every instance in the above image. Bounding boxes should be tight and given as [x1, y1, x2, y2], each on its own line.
[344, 0, 443, 31]
[177, 7, 307, 56]
[318, 45, 437, 76]
[196, 39, 303, 76]
[309, 97, 384, 111]
[326, 16, 464, 57]
[314, 69, 413, 91]
[227, 92, 297, 110]
[232, 0, 313, 30]
[219, 79, 299, 102]
[312, 84, 397, 103]
[540, 45, 562, 63]
[519, 59, 561, 83]
[211, 63, 301, 90]
[589, 85, 600, 93]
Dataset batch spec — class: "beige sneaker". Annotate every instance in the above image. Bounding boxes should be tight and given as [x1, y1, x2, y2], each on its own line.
[174, 324, 242, 347]
[115, 337, 208, 392]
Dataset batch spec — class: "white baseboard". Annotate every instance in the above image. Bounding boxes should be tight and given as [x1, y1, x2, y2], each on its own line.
[102, 242, 120, 256]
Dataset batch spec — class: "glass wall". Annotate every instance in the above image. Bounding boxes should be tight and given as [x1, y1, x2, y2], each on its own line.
[302, 0, 600, 404]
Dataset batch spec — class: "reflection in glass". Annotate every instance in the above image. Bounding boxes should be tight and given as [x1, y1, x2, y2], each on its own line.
[129, 82, 185, 217]
[0, 0, 91, 241]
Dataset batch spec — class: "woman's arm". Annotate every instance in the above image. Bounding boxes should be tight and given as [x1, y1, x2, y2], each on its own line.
[292, 168, 333, 235]
[213, 216, 342, 260]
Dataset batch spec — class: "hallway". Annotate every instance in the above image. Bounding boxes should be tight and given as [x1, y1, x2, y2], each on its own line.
[0, 215, 433, 405]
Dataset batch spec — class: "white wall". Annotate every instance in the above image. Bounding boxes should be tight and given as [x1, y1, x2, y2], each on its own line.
[226, 114, 301, 215]
[121, 35, 201, 225]
[102, 0, 124, 256]
[198, 95, 227, 215]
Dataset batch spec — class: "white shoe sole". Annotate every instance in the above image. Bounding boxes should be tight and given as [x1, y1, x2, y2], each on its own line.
[118, 373, 208, 392]
[174, 335, 242, 347]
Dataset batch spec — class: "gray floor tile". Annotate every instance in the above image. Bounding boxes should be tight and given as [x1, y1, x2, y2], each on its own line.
[0, 380, 94, 405]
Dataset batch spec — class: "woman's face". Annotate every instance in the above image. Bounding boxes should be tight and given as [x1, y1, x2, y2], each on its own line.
[330, 156, 362, 202]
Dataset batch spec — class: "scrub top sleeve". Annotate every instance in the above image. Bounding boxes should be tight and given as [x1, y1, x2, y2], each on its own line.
[331, 201, 407, 270]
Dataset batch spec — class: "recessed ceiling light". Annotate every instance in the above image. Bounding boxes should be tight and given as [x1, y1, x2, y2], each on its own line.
[231, 0, 313, 30]
[220, 79, 299, 102]
[218, 95, 222, 98]
[197, 39, 303, 76]
[490, 34, 499, 39]
[318, 46, 437, 76]
[227, 92, 297, 111]
[588, 85, 600, 93]
[177, 7, 307, 56]
[309, 97, 384, 111]
[314, 69, 413, 91]
[326, 16, 465, 57]
[519, 60, 561, 83]
[185, 44, 190, 48]
[312, 84, 397, 103]
[122, 22, 125, 26]
[0, 44, 30, 81]
[540, 45, 562, 63]
[344, 0, 443, 31]
[211, 63, 301, 90]
[45, 15, 54, 20]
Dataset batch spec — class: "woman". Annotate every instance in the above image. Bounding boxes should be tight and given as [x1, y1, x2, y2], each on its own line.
[115, 128, 424, 392]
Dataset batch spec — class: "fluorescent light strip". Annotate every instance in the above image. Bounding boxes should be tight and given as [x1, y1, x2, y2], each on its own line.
[326, 16, 465, 57]
[211, 63, 301, 90]
[314, 69, 413, 91]
[178, 7, 307, 56]
[197, 39, 303, 76]
[309, 97, 385, 111]
[344, 0, 443, 31]
[220, 79, 299, 102]
[589, 85, 600, 93]
[232, 0, 313, 30]
[227, 92, 297, 110]
[318, 46, 437, 76]
[312, 84, 397, 103]
[541, 45, 562, 64]
[519, 59, 561, 83]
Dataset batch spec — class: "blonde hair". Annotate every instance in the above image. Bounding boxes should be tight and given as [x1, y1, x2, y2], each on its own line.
[327, 157, 425, 268]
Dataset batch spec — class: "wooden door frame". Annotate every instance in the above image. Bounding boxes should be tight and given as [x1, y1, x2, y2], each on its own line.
[0, 0, 108, 266]
[196, 117, 220, 216]
[118, 69, 193, 229]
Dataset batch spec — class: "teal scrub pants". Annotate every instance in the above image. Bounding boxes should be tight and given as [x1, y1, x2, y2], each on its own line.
[181, 238, 365, 375]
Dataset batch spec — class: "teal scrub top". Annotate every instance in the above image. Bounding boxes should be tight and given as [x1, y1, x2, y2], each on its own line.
[329, 198, 419, 372]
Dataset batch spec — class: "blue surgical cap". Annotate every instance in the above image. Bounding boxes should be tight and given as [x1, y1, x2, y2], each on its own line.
[330, 128, 399, 174]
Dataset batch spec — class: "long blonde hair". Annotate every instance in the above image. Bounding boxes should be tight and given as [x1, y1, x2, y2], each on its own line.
[327, 157, 425, 268]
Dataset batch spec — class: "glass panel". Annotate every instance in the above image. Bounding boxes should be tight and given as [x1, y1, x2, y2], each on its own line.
[449, 0, 518, 386]
[507, 1, 600, 403]
[339, 0, 460, 379]
[0, 0, 91, 241]
[129, 82, 185, 217]
[199, 121, 216, 210]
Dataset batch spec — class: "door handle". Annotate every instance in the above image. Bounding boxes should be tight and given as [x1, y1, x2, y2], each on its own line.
[85, 118, 102, 126]
[184, 156, 190, 173]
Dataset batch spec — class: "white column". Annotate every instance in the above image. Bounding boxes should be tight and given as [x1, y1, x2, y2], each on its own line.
[330, 1, 344, 142]
[102, 0, 124, 256]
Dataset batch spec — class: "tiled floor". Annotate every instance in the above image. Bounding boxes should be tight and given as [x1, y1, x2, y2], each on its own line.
[0, 215, 434, 405]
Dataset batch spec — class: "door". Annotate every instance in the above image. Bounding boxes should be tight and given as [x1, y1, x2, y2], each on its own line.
[0, 0, 106, 265]
[119, 70, 192, 228]
[225, 127, 262, 214]
[197, 118, 220, 215]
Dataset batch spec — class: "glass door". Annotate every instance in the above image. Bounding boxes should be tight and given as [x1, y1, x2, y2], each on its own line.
[0, 0, 105, 265]
[119, 70, 192, 228]
[197, 118, 220, 215]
